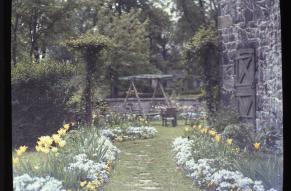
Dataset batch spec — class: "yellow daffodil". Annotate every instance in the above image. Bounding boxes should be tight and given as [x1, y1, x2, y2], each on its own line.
[253, 142, 261, 151]
[13, 157, 19, 165]
[200, 128, 208, 134]
[35, 145, 41, 152]
[38, 136, 53, 147]
[214, 135, 221, 142]
[16, 145, 28, 157]
[34, 165, 39, 170]
[58, 140, 66, 148]
[226, 138, 233, 145]
[86, 182, 96, 190]
[52, 134, 62, 144]
[209, 130, 217, 137]
[63, 124, 70, 130]
[80, 180, 87, 187]
[57, 128, 67, 136]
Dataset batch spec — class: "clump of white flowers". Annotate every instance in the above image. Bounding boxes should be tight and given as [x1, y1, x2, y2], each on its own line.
[66, 154, 109, 182]
[101, 126, 157, 140]
[126, 126, 157, 138]
[100, 128, 123, 139]
[13, 174, 65, 191]
[172, 137, 277, 191]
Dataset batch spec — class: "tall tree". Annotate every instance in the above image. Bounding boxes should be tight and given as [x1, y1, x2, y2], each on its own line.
[11, 0, 76, 63]
[100, 9, 152, 97]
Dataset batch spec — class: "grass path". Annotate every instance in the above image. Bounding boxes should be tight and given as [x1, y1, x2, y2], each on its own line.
[104, 122, 199, 191]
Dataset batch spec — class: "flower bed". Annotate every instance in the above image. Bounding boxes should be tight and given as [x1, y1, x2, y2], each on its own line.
[172, 137, 277, 191]
[14, 174, 65, 191]
[100, 126, 157, 142]
[13, 123, 120, 191]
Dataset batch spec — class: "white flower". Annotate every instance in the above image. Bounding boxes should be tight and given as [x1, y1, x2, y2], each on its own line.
[66, 153, 108, 181]
[13, 174, 65, 191]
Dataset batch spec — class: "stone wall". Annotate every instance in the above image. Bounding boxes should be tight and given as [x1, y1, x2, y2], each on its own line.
[218, 0, 282, 130]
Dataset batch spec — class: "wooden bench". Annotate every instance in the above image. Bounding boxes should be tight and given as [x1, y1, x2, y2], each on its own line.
[161, 107, 177, 127]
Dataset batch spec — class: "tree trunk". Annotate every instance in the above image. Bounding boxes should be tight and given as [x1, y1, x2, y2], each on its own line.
[202, 47, 213, 113]
[84, 50, 97, 126]
[29, 9, 39, 62]
[12, 14, 19, 66]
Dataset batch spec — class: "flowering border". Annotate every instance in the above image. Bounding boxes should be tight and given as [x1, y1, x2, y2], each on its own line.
[172, 137, 277, 191]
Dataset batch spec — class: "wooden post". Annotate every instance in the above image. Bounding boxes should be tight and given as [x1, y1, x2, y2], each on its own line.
[123, 82, 133, 105]
[158, 80, 170, 106]
[131, 80, 146, 118]
[149, 78, 159, 108]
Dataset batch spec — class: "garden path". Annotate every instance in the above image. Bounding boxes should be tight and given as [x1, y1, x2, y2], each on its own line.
[104, 123, 199, 191]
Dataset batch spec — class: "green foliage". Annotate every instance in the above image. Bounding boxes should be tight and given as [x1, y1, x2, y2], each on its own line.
[207, 106, 240, 133]
[186, 128, 238, 170]
[12, 60, 76, 84]
[184, 25, 220, 113]
[223, 123, 283, 154]
[12, 60, 77, 146]
[64, 127, 108, 162]
[188, 25, 218, 51]
[233, 154, 283, 191]
[103, 9, 151, 72]
[222, 123, 257, 150]
[63, 32, 112, 50]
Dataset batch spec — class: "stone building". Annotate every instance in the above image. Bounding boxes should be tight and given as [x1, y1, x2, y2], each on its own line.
[218, 0, 282, 130]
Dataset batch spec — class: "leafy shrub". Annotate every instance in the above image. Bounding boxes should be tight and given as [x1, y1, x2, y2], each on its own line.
[257, 126, 283, 154]
[207, 106, 240, 132]
[222, 123, 283, 154]
[12, 60, 77, 146]
[222, 123, 257, 150]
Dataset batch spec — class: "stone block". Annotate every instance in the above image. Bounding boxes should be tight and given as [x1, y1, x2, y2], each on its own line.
[218, 15, 233, 29]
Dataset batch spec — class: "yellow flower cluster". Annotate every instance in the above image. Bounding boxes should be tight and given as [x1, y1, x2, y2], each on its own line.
[193, 125, 226, 144]
[13, 145, 28, 166]
[138, 116, 148, 125]
[226, 138, 233, 145]
[199, 127, 209, 134]
[16, 145, 28, 157]
[35, 123, 70, 154]
[80, 177, 104, 190]
[214, 135, 221, 142]
[253, 142, 261, 151]
[208, 130, 217, 137]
